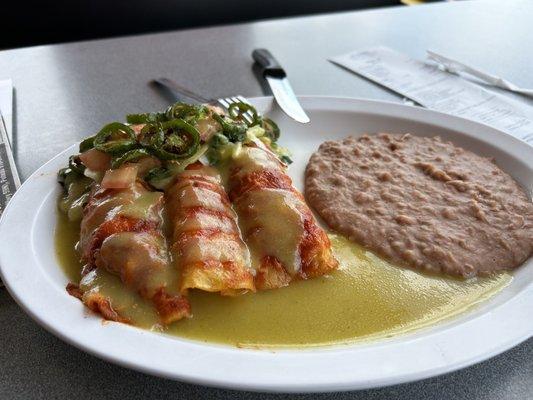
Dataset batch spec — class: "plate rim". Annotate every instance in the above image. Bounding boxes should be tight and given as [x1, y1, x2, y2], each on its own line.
[0, 96, 531, 393]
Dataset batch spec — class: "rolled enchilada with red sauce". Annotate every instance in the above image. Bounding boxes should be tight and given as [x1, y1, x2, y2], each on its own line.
[74, 178, 191, 324]
[166, 163, 255, 295]
[226, 142, 339, 290]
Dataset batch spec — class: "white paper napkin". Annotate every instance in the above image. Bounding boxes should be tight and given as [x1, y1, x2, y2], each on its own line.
[330, 47, 533, 145]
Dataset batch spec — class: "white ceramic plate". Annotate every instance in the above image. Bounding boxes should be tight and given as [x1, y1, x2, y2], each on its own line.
[0, 96, 531, 393]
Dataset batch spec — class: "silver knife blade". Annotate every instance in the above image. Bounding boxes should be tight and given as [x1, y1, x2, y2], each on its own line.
[266, 76, 310, 123]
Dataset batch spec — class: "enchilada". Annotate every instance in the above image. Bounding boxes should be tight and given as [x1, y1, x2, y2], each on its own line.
[166, 163, 255, 295]
[226, 142, 339, 289]
[77, 179, 191, 324]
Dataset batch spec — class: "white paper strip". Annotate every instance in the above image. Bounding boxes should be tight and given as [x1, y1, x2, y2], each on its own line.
[0, 79, 19, 287]
[330, 47, 533, 145]
[0, 79, 13, 144]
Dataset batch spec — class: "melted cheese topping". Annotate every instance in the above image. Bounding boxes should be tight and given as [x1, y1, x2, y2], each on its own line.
[56, 213, 511, 348]
[96, 231, 179, 297]
[120, 191, 163, 220]
[235, 189, 304, 275]
[80, 184, 161, 250]
[231, 146, 281, 178]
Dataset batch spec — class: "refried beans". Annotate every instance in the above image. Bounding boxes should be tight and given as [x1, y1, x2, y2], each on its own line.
[305, 133, 533, 277]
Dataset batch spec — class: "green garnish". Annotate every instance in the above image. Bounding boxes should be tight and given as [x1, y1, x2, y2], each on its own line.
[127, 103, 207, 125]
[59, 100, 288, 198]
[213, 114, 248, 143]
[111, 148, 151, 169]
[222, 102, 280, 142]
[141, 119, 200, 160]
[165, 103, 207, 122]
[261, 118, 280, 142]
[228, 102, 260, 126]
[126, 112, 167, 124]
[79, 136, 95, 153]
[144, 167, 174, 190]
[280, 155, 293, 165]
[68, 155, 86, 174]
[93, 122, 137, 154]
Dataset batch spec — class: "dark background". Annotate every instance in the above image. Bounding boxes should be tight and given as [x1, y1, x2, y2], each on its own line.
[2, 0, 411, 50]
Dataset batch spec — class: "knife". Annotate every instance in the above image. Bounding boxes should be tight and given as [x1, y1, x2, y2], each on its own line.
[252, 49, 310, 123]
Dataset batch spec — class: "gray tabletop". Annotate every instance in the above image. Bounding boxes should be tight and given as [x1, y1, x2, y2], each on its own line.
[0, 0, 531, 398]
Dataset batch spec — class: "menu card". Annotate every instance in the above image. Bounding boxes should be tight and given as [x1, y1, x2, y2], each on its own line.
[330, 47, 533, 145]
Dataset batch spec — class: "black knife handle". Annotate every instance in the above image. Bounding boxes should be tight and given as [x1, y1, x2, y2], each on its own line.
[252, 49, 286, 78]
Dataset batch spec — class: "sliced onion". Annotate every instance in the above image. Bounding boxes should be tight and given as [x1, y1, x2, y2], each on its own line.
[129, 124, 145, 136]
[196, 116, 221, 142]
[135, 155, 162, 176]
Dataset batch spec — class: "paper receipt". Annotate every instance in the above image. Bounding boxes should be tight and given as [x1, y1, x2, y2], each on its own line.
[0, 118, 19, 215]
[330, 47, 533, 145]
[0, 79, 19, 216]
